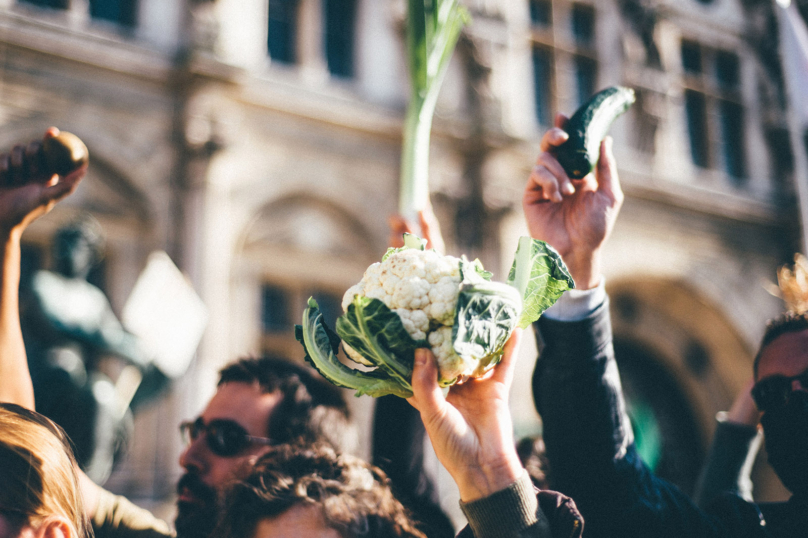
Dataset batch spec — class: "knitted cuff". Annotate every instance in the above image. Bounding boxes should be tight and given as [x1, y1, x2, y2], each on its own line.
[459, 471, 546, 538]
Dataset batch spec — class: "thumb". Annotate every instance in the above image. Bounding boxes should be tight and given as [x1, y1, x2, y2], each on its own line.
[407, 348, 445, 419]
[596, 137, 622, 201]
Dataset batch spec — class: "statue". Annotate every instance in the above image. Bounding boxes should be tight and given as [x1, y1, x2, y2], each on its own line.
[20, 215, 167, 484]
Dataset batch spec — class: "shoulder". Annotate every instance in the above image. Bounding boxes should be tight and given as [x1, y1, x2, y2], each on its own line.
[93, 488, 174, 538]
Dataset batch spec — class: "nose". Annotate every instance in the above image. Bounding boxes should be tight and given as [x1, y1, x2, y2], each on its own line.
[179, 433, 210, 475]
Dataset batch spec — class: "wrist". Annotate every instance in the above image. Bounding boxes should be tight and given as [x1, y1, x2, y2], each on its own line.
[456, 452, 525, 502]
[562, 250, 602, 290]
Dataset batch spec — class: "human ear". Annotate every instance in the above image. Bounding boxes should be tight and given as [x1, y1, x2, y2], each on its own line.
[33, 517, 73, 538]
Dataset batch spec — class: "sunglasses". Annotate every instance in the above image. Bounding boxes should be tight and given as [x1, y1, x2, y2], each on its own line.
[752, 369, 808, 412]
[179, 417, 275, 457]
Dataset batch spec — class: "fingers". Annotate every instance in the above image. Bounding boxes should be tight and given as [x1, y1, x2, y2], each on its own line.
[418, 205, 445, 254]
[387, 215, 413, 248]
[528, 154, 574, 203]
[42, 163, 86, 203]
[595, 137, 623, 204]
[0, 129, 60, 188]
[25, 140, 44, 180]
[9, 144, 24, 185]
[539, 127, 569, 153]
[407, 348, 446, 419]
[554, 113, 569, 130]
[489, 329, 521, 389]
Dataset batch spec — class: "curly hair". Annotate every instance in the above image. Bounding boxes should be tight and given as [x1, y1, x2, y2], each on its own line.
[217, 356, 355, 451]
[753, 311, 808, 378]
[214, 444, 426, 538]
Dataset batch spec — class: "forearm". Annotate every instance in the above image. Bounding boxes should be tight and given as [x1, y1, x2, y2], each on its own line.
[693, 415, 762, 508]
[0, 229, 34, 408]
[534, 300, 633, 475]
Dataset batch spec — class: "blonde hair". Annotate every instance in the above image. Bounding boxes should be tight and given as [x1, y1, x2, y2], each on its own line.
[0, 403, 90, 538]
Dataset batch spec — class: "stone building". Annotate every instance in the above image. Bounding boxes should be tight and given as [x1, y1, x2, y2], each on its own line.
[0, 0, 803, 524]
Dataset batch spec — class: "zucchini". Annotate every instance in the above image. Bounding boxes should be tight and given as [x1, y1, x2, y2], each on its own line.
[42, 132, 89, 176]
[555, 86, 635, 179]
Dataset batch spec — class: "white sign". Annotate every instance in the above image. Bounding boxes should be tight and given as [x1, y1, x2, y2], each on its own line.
[122, 251, 208, 379]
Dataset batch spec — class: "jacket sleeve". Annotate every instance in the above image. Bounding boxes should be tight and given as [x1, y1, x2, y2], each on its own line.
[532, 301, 760, 538]
[372, 394, 455, 538]
[92, 487, 173, 538]
[693, 415, 762, 508]
[458, 472, 583, 538]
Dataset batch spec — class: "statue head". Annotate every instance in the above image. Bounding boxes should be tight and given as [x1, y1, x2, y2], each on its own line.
[53, 215, 105, 280]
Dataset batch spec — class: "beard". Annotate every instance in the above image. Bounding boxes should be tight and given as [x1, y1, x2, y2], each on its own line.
[175, 472, 221, 538]
[760, 390, 808, 498]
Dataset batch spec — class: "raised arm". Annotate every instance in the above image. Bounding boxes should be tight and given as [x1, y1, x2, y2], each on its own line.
[693, 379, 762, 509]
[0, 128, 86, 408]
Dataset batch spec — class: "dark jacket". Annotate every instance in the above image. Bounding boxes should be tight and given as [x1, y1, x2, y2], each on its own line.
[532, 300, 806, 537]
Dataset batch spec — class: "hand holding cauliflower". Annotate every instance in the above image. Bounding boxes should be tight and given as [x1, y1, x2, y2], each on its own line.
[296, 234, 573, 398]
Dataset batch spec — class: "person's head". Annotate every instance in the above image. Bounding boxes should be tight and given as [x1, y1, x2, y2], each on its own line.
[0, 403, 89, 538]
[213, 444, 426, 538]
[53, 215, 104, 279]
[751, 311, 808, 497]
[175, 356, 353, 538]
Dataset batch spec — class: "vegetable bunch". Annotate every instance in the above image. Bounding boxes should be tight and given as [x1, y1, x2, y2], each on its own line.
[295, 235, 574, 398]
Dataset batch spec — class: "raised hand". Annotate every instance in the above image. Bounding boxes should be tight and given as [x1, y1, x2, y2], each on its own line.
[388, 203, 446, 254]
[0, 128, 86, 236]
[407, 331, 524, 502]
[0, 127, 86, 410]
[523, 114, 623, 289]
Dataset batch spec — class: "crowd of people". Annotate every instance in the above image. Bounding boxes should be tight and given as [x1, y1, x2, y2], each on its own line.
[0, 119, 805, 538]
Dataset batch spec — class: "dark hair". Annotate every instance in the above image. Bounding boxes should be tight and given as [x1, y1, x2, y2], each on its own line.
[217, 356, 354, 451]
[214, 444, 426, 538]
[753, 311, 808, 378]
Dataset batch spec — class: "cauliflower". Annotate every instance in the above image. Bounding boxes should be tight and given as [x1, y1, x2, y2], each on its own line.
[341, 247, 466, 384]
[296, 235, 574, 398]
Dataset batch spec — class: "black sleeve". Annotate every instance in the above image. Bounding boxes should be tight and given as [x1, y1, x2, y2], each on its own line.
[372, 394, 455, 538]
[532, 303, 761, 538]
[693, 417, 761, 508]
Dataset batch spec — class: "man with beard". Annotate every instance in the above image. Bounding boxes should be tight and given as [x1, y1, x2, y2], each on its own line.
[525, 116, 808, 536]
[83, 355, 353, 538]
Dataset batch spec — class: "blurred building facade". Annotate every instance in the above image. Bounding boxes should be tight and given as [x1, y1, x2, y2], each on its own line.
[0, 0, 804, 524]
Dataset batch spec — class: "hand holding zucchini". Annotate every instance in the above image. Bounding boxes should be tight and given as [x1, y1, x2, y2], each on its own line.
[0, 129, 89, 186]
[554, 86, 635, 179]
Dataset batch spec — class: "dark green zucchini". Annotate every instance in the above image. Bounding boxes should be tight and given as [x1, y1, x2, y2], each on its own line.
[555, 86, 635, 179]
[42, 132, 89, 176]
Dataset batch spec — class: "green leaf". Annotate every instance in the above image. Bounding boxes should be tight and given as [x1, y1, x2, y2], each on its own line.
[296, 298, 412, 398]
[506, 237, 575, 328]
[400, 0, 469, 219]
[336, 296, 427, 392]
[382, 233, 428, 261]
[452, 267, 522, 373]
